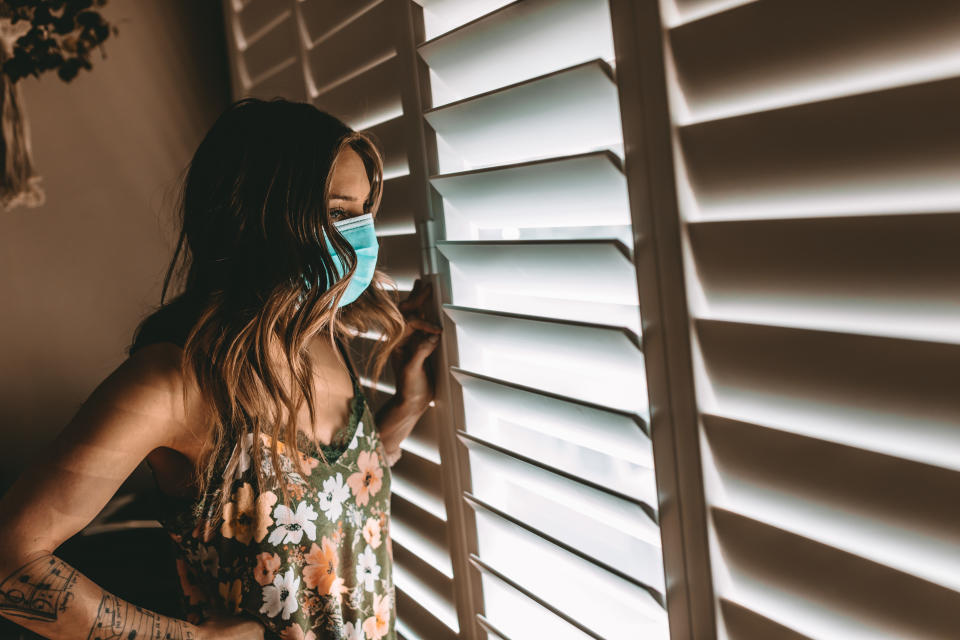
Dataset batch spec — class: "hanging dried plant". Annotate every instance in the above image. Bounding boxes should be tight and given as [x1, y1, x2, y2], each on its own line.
[0, 0, 118, 84]
[0, 1, 118, 211]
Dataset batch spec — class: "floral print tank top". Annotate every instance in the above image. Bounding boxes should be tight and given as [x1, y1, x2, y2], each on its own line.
[153, 341, 396, 640]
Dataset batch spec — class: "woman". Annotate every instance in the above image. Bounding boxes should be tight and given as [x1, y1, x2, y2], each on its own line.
[0, 98, 441, 639]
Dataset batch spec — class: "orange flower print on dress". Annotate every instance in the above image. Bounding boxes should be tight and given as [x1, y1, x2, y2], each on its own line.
[362, 516, 382, 549]
[254, 551, 281, 586]
[255, 491, 278, 542]
[287, 481, 306, 501]
[302, 536, 338, 594]
[219, 578, 242, 613]
[295, 450, 319, 476]
[223, 483, 277, 544]
[363, 591, 392, 640]
[347, 450, 382, 506]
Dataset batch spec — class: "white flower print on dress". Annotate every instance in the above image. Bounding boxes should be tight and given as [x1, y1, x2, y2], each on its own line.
[317, 472, 351, 522]
[268, 500, 319, 545]
[349, 584, 364, 609]
[343, 620, 364, 640]
[346, 502, 363, 529]
[222, 432, 257, 480]
[260, 566, 300, 620]
[356, 544, 381, 592]
[347, 421, 362, 450]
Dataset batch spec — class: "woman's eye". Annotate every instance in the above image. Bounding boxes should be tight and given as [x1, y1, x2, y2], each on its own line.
[330, 208, 349, 220]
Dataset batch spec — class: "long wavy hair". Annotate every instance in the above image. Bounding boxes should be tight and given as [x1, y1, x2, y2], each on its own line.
[129, 97, 405, 522]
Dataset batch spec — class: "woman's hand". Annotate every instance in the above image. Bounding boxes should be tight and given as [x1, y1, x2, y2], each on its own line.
[198, 612, 265, 640]
[391, 278, 442, 412]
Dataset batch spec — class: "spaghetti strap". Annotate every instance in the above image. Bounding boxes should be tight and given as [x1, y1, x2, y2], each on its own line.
[334, 335, 361, 391]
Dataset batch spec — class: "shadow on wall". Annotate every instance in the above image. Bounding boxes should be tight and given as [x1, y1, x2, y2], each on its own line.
[0, 0, 231, 497]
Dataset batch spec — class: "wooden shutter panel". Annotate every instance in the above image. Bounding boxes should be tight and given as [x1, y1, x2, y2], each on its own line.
[415, 0, 671, 637]
[626, 0, 960, 637]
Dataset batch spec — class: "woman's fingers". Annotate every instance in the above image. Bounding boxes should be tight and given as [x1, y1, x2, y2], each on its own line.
[406, 318, 442, 334]
[411, 280, 432, 307]
[399, 279, 432, 313]
[409, 331, 441, 367]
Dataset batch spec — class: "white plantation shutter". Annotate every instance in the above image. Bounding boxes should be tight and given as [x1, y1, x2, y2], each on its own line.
[220, 2, 468, 639]
[612, 0, 960, 638]
[414, 0, 676, 638]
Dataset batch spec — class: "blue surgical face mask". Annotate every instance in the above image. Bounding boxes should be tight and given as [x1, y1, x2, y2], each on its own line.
[300, 213, 379, 308]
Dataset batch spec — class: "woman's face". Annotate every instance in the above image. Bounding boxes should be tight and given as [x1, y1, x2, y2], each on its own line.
[327, 146, 371, 223]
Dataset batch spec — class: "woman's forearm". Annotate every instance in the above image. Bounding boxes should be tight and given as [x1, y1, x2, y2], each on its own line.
[375, 394, 430, 462]
[0, 550, 201, 640]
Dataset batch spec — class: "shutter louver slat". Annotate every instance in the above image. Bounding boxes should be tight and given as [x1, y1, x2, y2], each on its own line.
[376, 174, 419, 235]
[696, 320, 960, 472]
[360, 115, 410, 180]
[396, 430, 443, 466]
[459, 433, 659, 534]
[678, 79, 960, 220]
[246, 58, 306, 102]
[235, 1, 291, 48]
[438, 240, 640, 328]
[303, 2, 396, 94]
[455, 414, 655, 508]
[390, 513, 454, 579]
[392, 547, 460, 632]
[417, 0, 614, 107]
[475, 575, 596, 640]
[459, 441, 663, 593]
[669, 0, 960, 123]
[444, 305, 645, 414]
[717, 598, 814, 640]
[239, 15, 298, 84]
[469, 508, 667, 638]
[390, 476, 446, 523]
[430, 152, 630, 240]
[451, 367, 653, 468]
[687, 213, 960, 343]
[712, 508, 960, 639]
[313, 55, 403, 131]
[424, 61, 622, 172]
[411, 0, 515, 41]
[393, 588, 459, 640]
[298, 0, 381, 45]
[377, 232, 422, 289]
[703, 414, 960, 593]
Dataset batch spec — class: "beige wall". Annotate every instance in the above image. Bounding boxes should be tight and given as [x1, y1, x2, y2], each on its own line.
[0, 0, 230, 492]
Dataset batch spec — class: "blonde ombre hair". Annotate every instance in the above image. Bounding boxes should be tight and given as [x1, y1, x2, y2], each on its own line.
[130, 98, 405, 522]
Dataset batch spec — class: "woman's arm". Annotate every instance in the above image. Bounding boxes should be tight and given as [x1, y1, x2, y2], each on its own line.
[0, 344, 258, 640]
[375, 394, 432, 465]
[376, 279, 442, 463]
[1, 550, 198, 639]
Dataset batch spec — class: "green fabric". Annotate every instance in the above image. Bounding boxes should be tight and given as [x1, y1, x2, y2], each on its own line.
[157, 343, 396, 640]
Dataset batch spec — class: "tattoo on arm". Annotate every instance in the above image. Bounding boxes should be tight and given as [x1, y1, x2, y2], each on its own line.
[0, 554, 78, 621]
[0, 553, 195, 640]
[88, 593, 195, 640]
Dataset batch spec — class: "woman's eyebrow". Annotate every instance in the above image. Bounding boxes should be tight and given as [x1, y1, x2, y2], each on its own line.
[329, 193, 360, 201]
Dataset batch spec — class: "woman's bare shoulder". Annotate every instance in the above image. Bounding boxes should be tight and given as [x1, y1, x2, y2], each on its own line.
[114, 341, 211, 458]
